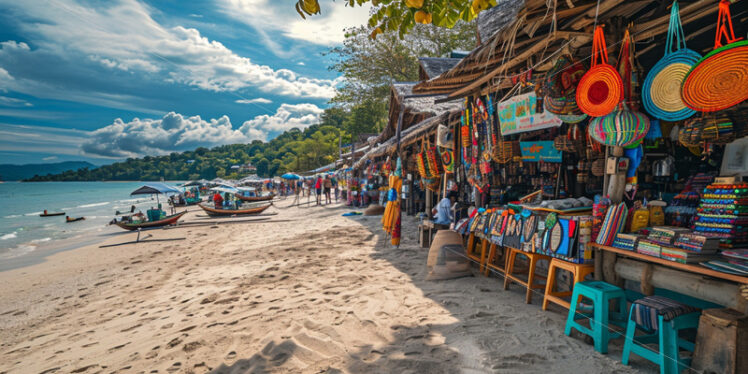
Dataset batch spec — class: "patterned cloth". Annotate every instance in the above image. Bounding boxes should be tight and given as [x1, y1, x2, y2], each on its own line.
[631, 296, 700, 331]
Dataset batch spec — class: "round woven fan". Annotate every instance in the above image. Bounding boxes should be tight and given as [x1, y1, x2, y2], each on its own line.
[523, 215, 537, 242]
[642, 1, 700, 121]
[577, 26, 623, 117]
[682, 1, 748, 112]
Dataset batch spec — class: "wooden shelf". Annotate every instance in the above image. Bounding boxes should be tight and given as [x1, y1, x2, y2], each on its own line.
[590, 243, 748, 284]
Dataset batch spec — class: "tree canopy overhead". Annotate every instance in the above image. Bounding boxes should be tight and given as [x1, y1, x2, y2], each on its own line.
[295, 0, 496, 38]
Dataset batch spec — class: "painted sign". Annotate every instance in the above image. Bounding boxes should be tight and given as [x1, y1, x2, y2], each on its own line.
[519, 141, 562, 163]
[497, 92, 562, 135]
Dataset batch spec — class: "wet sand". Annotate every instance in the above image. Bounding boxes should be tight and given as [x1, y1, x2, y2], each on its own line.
[0, 200, 653, 373]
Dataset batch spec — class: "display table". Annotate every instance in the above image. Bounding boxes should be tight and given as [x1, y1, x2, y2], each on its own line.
[590, 243, 748, 312]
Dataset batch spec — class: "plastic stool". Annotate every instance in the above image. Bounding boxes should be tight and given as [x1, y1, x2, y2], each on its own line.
[622, 296, 701, 374]
[543, 258, 595, 311]
[564, 280, 627, 354]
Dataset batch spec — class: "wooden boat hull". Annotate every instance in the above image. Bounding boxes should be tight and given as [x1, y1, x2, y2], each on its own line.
[235, 193, 274, 202]
[199, 203, 271, 216]
[114, 211, 187, 231]
[40, 212, 65, 217]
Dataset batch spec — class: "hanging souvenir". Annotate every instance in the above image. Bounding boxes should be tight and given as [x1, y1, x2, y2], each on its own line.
[642, 1, 700, 121]
[576, 26, 624, 117]
[544, 55, 588, 123]
[589, 29, 650, 148]
[425, 138, 443, 177]
[682, 0, 748, 112]
[441, 149, 454, 173]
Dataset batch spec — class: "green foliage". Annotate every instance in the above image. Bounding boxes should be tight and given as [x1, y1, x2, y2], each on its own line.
[25, 115, 350, 182]
[299, 0, 495, 38]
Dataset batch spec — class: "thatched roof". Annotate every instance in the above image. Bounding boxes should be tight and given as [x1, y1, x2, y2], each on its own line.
[418, 57, 462, 80]
[354, 111, 459, 170]
[414, 0, 739, 99]
[477, 0, 526, 44]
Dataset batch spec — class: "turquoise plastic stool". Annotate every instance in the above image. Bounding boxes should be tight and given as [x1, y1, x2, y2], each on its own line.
[621, 296, 700, 374]
[564, 280, 627, 354]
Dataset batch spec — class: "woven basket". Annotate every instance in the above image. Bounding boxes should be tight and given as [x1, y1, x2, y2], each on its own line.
[642, 1, 700, 121]
[492, 140, 520, 164]
[679, 115, 734, 146]
[589, 106, 650, 148]
[682, 1, 748, 112]
[577, 26, 624, 117]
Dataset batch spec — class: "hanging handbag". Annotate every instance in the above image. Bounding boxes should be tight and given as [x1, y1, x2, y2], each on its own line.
[576, 26, 623, 117]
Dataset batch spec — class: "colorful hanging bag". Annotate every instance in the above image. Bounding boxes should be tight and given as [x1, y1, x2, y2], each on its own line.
[681, 0, 748, 112]
[642, 1, 701, 121]
[576, 26, 624, 117]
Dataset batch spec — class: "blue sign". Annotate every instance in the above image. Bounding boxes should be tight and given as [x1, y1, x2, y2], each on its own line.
[519, 141, 562, 163]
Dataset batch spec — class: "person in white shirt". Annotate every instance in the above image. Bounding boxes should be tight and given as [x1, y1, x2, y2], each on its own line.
[432, 191, 457, 226]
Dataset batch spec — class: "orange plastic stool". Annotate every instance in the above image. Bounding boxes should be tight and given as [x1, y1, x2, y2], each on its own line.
[503, 247, 550, 304]
[542, 258, 595, 311]
[465, 233, 488, 270]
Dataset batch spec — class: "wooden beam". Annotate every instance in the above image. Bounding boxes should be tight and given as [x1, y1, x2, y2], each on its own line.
[568, 0, 627, 30]
[615, 258, 747, 313]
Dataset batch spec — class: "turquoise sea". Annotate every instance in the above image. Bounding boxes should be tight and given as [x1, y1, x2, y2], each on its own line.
[0, 181, 180, 262]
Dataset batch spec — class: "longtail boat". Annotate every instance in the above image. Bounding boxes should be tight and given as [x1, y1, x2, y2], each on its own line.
[234, 193, 275, 202]
[40, 211, 65, 217]
[198, 202, 272, 217]
[114, 211, 187, 231]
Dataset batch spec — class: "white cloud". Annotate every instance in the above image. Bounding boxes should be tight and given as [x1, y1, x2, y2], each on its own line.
[0, 124, 92, 157]
[0, 96, 32, 107]
[42, 156, 59, 161]
[297, 62, 305, 66]
[0, 0, 338, 99]
[80, 104, 324, 157]
[220, 0, 371, 47]
[239, 103, 323, 141]
[235, 98, 272, 104]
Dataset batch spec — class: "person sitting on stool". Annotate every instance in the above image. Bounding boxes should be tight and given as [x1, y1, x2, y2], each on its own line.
[432, 191, 457, 229]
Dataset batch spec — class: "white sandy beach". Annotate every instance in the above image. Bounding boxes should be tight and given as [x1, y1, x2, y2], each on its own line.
[0, 200, 654, 373]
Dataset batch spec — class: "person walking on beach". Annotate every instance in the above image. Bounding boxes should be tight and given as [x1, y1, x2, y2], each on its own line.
[332, 176, 339, 202]
[314, 176, 322, 206]
[323, 175, 332, 205]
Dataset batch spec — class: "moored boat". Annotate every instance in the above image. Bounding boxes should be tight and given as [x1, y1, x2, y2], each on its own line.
[113, 211, 187, 231]
[234, 193, 274, 202]
[198, 202, 272, 216]
[40, 210, 65, 217]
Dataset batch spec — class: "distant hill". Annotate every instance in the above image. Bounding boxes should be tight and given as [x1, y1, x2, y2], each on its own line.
[0, 161, 96, 181]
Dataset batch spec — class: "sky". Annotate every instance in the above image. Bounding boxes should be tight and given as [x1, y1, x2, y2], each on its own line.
[0, 0, 371, 165]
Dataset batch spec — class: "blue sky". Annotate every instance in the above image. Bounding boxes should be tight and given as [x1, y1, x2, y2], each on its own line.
[0, 0, 371, 165]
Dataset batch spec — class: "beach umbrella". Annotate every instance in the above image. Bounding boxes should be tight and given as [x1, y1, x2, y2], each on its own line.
[281, 173, 301, 180]
[130, 183, 181, 206]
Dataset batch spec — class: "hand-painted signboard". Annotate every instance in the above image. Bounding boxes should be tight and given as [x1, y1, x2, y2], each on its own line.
[520, 141, 562, 163]
[497, 92, 562, 135]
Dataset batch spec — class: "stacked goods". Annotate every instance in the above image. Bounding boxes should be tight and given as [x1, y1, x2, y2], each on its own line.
[673, 233, 720, 253]
[612, 233, 642, 251]
[646, 227, 691, 246]
[702, 249, 748, 275]
[665, 191, 700, 227]
[595, 202, 627, 246]
[693, 182, 748, 248]
[637, 239, 663, 257]
[660, 247, 717, 264]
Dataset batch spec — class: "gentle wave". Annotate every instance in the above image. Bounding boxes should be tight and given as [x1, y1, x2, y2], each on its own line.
[77, 202, 110, 208]
[1, 232, 18, 240]
[24, 211, 43, 216]
[31, 237, 52, 243]
[3, 214, 21, 218]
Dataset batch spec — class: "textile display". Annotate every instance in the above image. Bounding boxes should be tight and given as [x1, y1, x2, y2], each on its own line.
[631, 296, 700, 331]
[595, 202, 628, 246]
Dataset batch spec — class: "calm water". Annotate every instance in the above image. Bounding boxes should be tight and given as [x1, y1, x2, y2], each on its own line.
[0, 181, 180, 260]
